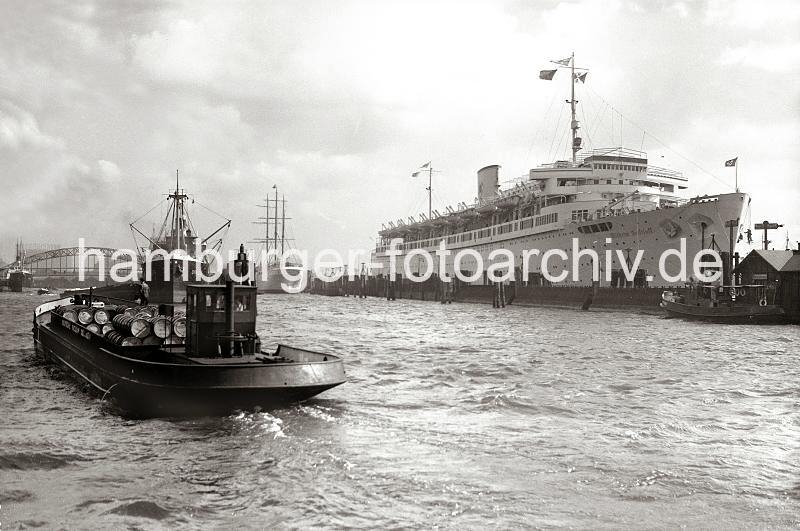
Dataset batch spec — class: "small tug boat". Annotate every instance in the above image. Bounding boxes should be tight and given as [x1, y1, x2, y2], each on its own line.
[31, 175, 345, 416]
[660, 284, 786, 324]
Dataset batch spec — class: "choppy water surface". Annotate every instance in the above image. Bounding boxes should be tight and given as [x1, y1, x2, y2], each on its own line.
[1, 291, 799, 529]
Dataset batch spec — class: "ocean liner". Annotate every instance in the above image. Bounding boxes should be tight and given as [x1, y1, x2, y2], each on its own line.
[372, 54, 749, 287]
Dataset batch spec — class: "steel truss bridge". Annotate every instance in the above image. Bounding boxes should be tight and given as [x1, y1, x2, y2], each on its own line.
[0, 246, 133, 279]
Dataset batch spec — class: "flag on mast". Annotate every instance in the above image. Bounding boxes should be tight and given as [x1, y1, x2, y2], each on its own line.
[725, 157, 738, 167]
[551, 57, 571, 66]
[539, 69, 557, 80]
[574, 72, 588, 83]
[412, 161, 431, 177]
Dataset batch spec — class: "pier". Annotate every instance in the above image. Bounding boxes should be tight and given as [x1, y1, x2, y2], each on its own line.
[309, 273, 666, 312]
[309, 247, 800, 321]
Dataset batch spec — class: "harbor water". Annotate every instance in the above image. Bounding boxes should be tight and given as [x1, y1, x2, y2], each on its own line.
[1, 291, 799, 528]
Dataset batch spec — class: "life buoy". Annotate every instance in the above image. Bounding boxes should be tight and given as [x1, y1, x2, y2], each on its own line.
[759, 297, 767, 307]
[729, 287, 737, 298]
[739, 288, 747, 297]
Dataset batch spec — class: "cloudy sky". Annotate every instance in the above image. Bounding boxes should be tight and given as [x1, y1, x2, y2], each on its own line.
[1, 0, 798, 263]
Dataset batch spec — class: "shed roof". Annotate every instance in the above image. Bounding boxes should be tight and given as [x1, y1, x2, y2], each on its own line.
[735, 249, 794, 272]
[780, 253, 800, 272]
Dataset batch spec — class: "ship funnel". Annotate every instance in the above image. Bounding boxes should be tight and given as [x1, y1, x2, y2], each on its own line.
[234, 243, 251, 285]
[477, 165, 500, 203]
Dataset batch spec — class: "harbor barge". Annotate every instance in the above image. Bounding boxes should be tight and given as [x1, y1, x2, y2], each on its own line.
[32, 175, 345, 416]
[33, 281, 345, 417]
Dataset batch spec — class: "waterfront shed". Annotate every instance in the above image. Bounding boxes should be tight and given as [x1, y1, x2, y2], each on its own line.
[778, 254, 800, 323]
[733, 249, 794, 284]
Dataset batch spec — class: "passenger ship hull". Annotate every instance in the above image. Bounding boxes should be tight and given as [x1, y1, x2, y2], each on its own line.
[373, 192, 748, 288]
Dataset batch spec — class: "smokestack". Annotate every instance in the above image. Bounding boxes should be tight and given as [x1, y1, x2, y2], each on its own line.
[224, 280, 235, 356]
[477, 165, 500, 203]
[234, 243, 249, 284]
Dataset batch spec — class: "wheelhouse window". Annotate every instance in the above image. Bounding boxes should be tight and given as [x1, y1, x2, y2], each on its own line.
[235, 294, 251, 311]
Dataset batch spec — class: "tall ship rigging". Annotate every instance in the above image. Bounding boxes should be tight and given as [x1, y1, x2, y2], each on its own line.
[252, 185, 306, 294]
[372, 53, 749, 287]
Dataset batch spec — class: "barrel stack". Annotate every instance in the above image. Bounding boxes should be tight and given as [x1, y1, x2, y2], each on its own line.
[53, 303, 187, 348]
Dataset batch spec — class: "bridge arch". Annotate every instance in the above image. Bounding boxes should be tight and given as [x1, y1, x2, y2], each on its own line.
[0, 246, 132, 279]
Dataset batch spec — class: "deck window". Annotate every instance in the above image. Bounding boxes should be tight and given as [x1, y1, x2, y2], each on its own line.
[235, 294, 250, 311]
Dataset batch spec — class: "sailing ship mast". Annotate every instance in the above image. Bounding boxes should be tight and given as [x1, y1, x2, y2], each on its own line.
[273, 185, 279, 255]
[253, 196, 270, 258]
[281, 194, 286, 255]
[252, 185, 294, 263]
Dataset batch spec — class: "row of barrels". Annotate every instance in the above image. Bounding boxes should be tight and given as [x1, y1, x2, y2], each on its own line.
[55, 304, 156, 326]
[55, 303, 187, 347]
[111, 314, 184, 339]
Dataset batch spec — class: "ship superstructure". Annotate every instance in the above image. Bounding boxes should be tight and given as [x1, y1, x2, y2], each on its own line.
[373, 54, 749, 287]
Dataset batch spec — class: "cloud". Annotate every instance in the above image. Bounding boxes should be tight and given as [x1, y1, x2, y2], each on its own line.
[718, 41, 800, 73]
[97, 159, 121, 180]
[0, 101, 64, 150]
[0, 0, 798, 260]
[705, 0, 800, 30]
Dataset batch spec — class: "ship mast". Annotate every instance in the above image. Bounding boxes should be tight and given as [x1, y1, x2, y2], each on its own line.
[129, 170, 231, 262]
[264, 198, 270, 254]
[273, 185, 279, 255]
[281, 194, 286, 254]
[168, 169, 190, 251]
[568, 51, 581, 164]
[252, 194, 271, 256]
[252, 186, 294, 261]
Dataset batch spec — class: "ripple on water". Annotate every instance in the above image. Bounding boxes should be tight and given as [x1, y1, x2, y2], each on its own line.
[103, 499, 173, 520]
[0, 451, 87, 471]
[0, 489, 35, 503]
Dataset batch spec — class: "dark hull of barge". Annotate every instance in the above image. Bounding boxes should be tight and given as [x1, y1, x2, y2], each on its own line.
[33, 300, 346, 417]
